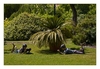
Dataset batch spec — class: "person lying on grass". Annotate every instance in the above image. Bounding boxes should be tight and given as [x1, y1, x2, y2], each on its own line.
[11, 43, 31, 54]
[19, 44, 31, 54]
[11, 43, 18, 53]
[57, 44, 85, 54]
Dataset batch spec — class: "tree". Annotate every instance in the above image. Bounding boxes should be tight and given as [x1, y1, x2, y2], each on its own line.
[4, 4, 21, 19]
[8, 4, 54, 20]
[54, 4, 56, 16]
[70, 4, 77, 26]
[30, 17, 66, 52]
[76, 4, 90, 14]
[88, 4, 96, 15]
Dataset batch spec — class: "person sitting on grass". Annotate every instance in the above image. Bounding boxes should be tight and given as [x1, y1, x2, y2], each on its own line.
[57, 44, 85, 54]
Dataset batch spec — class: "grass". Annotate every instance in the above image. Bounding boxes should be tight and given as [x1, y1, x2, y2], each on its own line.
[4, 39, 96, 65]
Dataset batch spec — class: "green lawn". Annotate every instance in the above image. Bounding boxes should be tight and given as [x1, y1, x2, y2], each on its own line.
[4, 39, 96, 65]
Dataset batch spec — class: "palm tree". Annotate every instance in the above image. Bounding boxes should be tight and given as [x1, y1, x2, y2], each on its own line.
[30, 17, 65, 52]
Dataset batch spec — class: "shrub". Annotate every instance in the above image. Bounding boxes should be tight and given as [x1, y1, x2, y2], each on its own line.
[4, 12, 42, 40]
[72, 14, 96, 45]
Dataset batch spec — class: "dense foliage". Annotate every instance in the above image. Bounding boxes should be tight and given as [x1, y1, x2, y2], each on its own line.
[72, 14, 96, 45]
[4, 4, 22, 19]
[4, 12, 42, 40]
[4, 4, 96, 47]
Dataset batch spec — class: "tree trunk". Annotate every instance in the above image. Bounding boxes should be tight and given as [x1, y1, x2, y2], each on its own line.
[70, 4, 77, 26]
[49, 42, 62, 52]
[54, 4, 56, 16]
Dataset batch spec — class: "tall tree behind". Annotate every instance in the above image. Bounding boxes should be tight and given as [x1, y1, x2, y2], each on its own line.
[70, 4, 77, 26]
[4, 4, 21, 19]
[54, 4, 56, 16]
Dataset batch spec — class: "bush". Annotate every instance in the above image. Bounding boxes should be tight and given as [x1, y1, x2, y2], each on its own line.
[4, 12, 43, 40]
[72, 14, 96, 45]
[61, 22, 73, 38]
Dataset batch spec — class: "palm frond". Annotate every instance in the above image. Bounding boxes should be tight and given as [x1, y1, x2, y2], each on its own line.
[42, 16, 65, 29]
[30, 29, 64, 47]
[30, 16, 65, 50]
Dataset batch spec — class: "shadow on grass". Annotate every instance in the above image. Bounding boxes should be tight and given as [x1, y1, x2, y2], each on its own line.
[37, 47, 85, 55]
[4, 51, 10, 54]
[4, 51, 34, 54]
[4, 48, 34, 54]
[4, 49, 12, 51]
[26, 52, 33, 54]
[4, 49, 11, 54]
[70, 48, 80, 50]
[37, 49, 58, 55]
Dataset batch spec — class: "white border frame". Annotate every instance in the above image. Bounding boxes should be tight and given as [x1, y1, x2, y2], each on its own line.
[1, 0, 99, 69]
